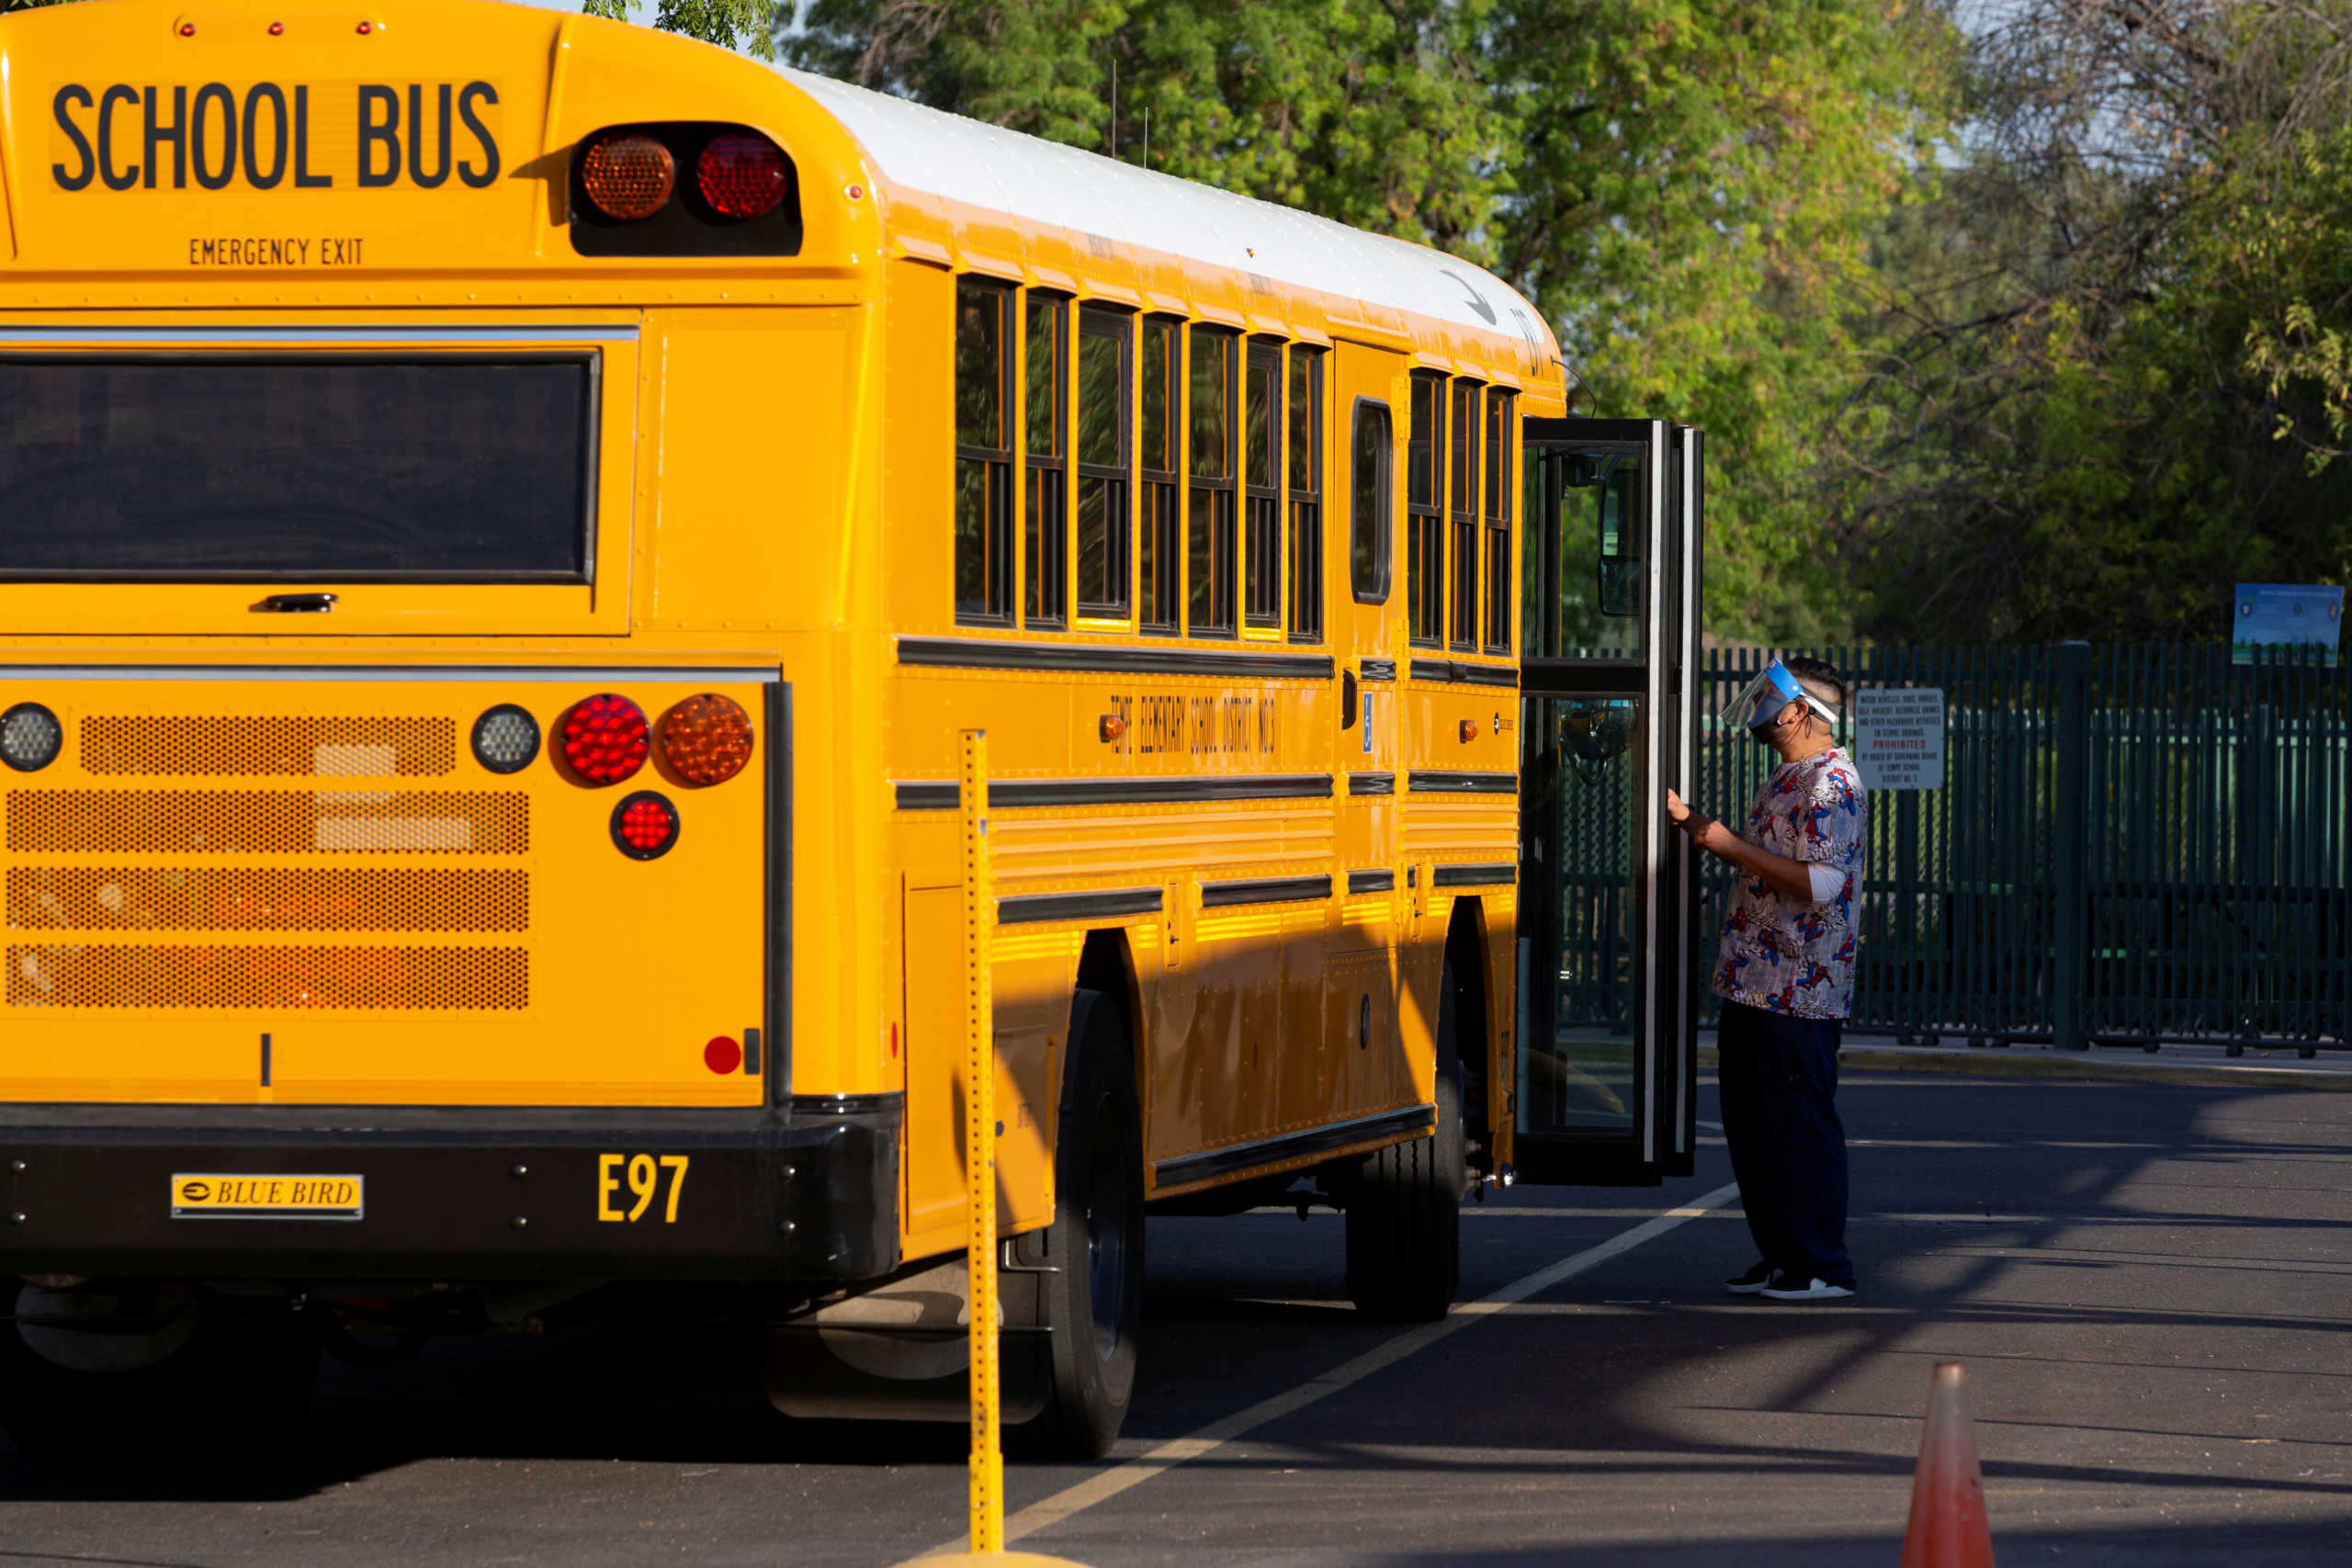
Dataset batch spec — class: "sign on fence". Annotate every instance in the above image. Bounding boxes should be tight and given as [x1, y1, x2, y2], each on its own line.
[2233, 583, 2343, 666]
[1853, 687, 1945, 790]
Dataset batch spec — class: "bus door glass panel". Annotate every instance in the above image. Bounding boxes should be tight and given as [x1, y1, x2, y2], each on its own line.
[1514, 417, 1697, 1185]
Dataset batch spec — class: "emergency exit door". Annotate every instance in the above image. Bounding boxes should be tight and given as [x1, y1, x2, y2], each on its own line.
[1513, 418, 1702, 1185]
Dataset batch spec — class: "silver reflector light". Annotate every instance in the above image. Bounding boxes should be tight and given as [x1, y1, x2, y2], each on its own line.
[1, 703, 62, 772]
[470, 705, 541, 774]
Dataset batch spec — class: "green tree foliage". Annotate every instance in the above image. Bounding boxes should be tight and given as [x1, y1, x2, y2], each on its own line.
[585, 0, 776, 62]
[783, 0, 1954, 642]
[1836, 0, 2352, 642]
[1494, 2, 1955, 638]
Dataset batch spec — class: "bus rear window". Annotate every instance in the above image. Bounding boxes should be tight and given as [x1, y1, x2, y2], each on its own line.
[0, 355, 595, 582]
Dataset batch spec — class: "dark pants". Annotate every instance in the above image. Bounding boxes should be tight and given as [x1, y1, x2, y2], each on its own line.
[1717, 998, 1853, 1285]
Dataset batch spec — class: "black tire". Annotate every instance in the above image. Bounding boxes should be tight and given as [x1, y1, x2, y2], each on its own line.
[1012, 988, 1145, 1460]
[1345, 965, 1464, 1321]
[0, 1280, 319, 1469]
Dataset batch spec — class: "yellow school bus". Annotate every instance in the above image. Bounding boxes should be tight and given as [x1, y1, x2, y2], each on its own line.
[0, 0, 1702, 1461]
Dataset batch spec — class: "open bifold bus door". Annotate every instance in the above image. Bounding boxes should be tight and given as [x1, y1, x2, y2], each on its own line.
[1513, 418, 1702, 1185]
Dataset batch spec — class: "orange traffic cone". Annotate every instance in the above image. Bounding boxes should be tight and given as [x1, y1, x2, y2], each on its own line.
[1898, 1361, 1995, 1567]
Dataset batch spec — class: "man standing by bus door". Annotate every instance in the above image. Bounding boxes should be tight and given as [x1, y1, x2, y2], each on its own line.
[1665, 657, 1868, 1301]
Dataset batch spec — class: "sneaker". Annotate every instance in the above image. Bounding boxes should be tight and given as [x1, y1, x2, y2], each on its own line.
[1760, 1275, 1856, 1301]
[1724, 1260, 1775, 1295]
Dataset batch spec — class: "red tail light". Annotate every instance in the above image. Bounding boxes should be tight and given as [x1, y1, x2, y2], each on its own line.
[611, 790, 680, 860]
[560, 694, 649, 785]
[696, 132, 788, 220]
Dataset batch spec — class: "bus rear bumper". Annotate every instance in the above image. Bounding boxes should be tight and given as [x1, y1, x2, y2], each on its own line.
[0, 1094, 900, 1285]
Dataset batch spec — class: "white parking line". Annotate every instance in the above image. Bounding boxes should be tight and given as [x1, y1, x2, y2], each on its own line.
[898, 1179, 1743, 1562]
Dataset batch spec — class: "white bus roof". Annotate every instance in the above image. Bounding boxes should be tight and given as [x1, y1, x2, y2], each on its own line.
[779, 66, 1556, 359]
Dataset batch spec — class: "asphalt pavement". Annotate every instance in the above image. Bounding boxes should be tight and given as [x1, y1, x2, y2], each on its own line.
[3, 1068, 2348, 1566]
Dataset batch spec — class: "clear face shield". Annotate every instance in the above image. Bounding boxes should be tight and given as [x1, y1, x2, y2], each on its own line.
[1715, 660, 1838, 738]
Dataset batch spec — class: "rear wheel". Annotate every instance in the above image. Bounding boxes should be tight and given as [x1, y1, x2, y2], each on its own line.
[1345, 965, 1465, 1320]
[0, 1281, 318, 1468]
[1012, 988, 1144, 1459]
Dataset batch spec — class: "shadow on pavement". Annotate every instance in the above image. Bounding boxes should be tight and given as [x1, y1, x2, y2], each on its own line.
[0, 1070, 2345, 1568]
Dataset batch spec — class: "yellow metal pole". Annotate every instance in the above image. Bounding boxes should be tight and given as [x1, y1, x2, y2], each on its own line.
[958, 728, 1003, 1555]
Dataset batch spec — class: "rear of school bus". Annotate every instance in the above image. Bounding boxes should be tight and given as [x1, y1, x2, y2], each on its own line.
[0, 0, 893, 1454]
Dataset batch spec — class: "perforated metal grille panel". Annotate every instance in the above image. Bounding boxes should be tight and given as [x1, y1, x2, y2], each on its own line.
[6, 866, 528, 933]
[6, 943, 528, 1011]
[5, 791, 529, 856]
[80, 716, 457, 777]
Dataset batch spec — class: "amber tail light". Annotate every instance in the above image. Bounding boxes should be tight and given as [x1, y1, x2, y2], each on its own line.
[659, 694, 753, 786]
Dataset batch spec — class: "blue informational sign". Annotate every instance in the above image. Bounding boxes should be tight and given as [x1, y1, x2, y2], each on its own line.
[2233, 583, 2343, 665]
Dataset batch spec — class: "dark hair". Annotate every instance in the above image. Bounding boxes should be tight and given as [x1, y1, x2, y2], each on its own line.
[1782, 655, 1847, 717]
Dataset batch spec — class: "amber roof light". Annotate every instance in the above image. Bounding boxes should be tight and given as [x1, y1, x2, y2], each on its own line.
[581, 132, 675, 221]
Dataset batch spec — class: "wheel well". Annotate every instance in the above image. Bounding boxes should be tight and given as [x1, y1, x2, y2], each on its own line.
[1072, 929, 1142, 1103]
[1444, 897, 1492, 1168]
[1443, 898, 1488, 1074]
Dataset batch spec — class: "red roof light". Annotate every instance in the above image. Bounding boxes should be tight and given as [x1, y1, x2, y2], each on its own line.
[696, 132, 788, 220]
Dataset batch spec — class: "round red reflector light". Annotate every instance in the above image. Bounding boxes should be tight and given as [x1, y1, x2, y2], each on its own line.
[560, 694, 650, 785]
[582, 132, 675, 221]
[703, 1035, 741, 1075]
[659, 693, 754, 786]
[696, 132, 788, 220]
[610, 789, 680, 860]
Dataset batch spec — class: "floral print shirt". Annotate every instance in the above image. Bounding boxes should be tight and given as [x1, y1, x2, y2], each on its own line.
[1712, 746, 1869, 1021]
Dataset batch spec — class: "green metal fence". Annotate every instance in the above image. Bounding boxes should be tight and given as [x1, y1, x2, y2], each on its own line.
[1694, 645, 2351, 1052]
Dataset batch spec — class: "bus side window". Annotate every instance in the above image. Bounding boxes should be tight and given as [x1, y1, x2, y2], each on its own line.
[1448, 377, 1482, 652]
[1076, 307, 1133, 620]
[1287, 345, 1325, 641]
[1483, 387, 1514, 653]
[1024, 291, 1069, 628]
[1406, 371, 1442, 644]
[1350, 397, 1393, 604]
[1138, 316, 1182, 634]
[1187, 325, 1238, 636]
[1243, 339, 1283, 630]
[954, 276, 1013, 624]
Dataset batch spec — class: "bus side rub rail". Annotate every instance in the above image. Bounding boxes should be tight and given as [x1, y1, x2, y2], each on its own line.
[1152, 1103, 1438, 1189]
[997, 887, 1164, 925]
[895, 774, 1334, 811]
[1200, 874, 1331, 908]
[1408, 770, 1519, 794]
[1408, 659, 1518, 688]
[1431, 863, 1517, 888]
[0, 664, 780, 682]
[898, 636, 1336, 682]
